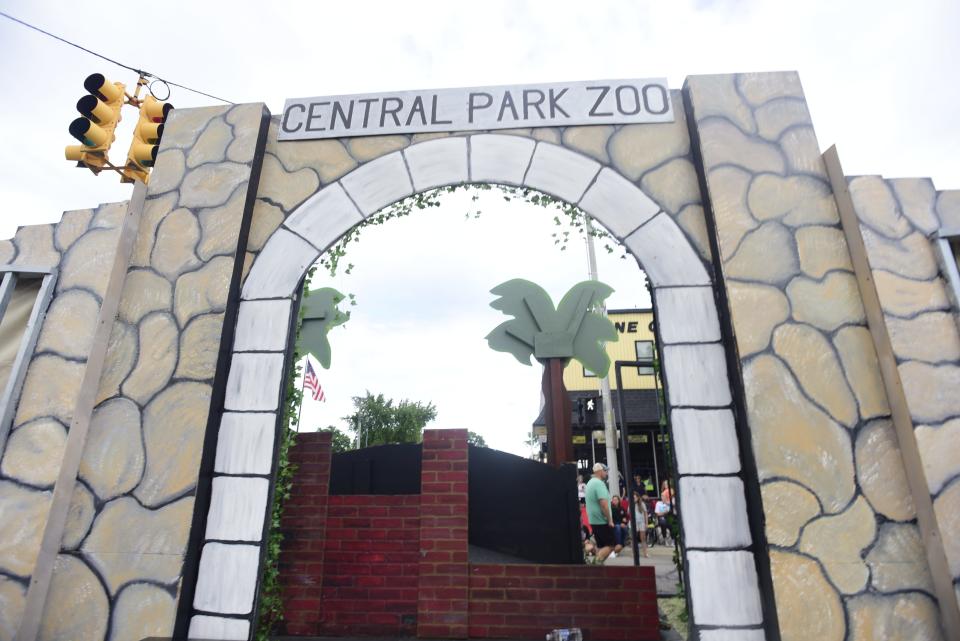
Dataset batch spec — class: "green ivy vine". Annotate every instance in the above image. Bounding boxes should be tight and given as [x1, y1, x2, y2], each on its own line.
[255, 266, 316, 641]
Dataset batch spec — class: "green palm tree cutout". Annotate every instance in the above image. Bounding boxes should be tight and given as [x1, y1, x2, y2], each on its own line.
[486, 278, 618, 376]
[298, 287, 350, 369]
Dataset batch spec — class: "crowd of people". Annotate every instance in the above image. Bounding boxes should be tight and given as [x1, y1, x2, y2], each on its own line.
[577, 464, 675, 563]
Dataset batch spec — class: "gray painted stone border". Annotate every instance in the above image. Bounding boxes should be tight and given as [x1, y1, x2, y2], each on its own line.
[191, 135, 765, 639]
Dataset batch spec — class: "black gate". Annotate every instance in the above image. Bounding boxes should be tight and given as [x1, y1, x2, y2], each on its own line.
[468, 445, 582, 564]
[329, 443, 422, 494]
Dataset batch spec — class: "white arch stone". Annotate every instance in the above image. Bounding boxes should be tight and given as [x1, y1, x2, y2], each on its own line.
[192, 134, 768, 639]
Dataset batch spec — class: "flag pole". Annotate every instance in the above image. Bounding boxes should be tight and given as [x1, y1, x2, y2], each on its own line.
[295, 356, 307, 432]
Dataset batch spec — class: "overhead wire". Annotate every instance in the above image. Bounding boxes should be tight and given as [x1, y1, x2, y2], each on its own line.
[0, 10, 235, 104]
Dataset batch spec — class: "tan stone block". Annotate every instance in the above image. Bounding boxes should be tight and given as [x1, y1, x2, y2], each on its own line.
[258, 153, 319, 211]
[131, 191, 177, 268]
[727, 280, 789, 356]
[609, 121, 690, 181]
[179, 162, 250, 209]
[186, 116, 233, 168]
[937, 190, 960, 228]
[82, 496, 193, 594]
[411, 132, 451, 143]
[773, 323, 858, 427]
[14, 355, 84, 426]
[197, 187, 245, 261]
[0, 574, 26, 641]
[933, 478, 960, 578]
[639, 157, 700, 215]
[747, 173, 838, 226]
[57, 229, 120, 299]
[0, 240, 14, 264]
[833, 326, 890, 420]
[147, 148, 186, 195]
[916, 419, 960, 495]
[241, 250, 254, 285]
[36, 289, 100, 359]
[887, 311, 960, 363]
[1, 419, 67, 487]
[847, 593, 942, 641]
[866, 523, 934, 594]
[95, 321, 137, 405]
[736, 72, 804, 106]
[62, 481, 95, 550]
[493, 127, 530, 137]
[150, 208, 201, 280]
[899, 360, 960, 424]
[675, 204, 712, 262]
[134, 382, 210, 506]
[270, 135, 357, 184]
[725, 222, 799, 285]
[247, 199, 285, 252]
[562, 126, 613, 163]
[0, 481, 50, 577]
[786, 271, 865, 331]
[176, 313, 225, 380]
[761, 480, 820, 547]
[54, 208, 93, 252]
[91, 201, 126, 230]
[699, 118, 784, 174]
[39, 555, 107, 641]
[110, 583, 176, 641]
[862, 227, 939, 280]
[531, 128, 561, 143]
[224, 104, 265, 165]
[743, 354, 855, 512]
[173, 255, 233, 326]
[707, 165, 757, 257]
[769, 550, 844, 641]
[855, 418, 915, 521]
[873, 270, 950, 318]
[688, 74, 756, 133]
[779, 126, 827, 178]
[78, 398, 144, 501]
[348, 135, 409, 162]
[848, 176, 913, 240]
[796, 226, 852, 279]
[162, 106, 229, 150]
[121, 312, 179, 405]
[14, 224, 59, 268]
[755, 98, 811, 141]
[889, 178, 939, 234]
[799, 496, 875, 593]
[117, 269, 172, 325]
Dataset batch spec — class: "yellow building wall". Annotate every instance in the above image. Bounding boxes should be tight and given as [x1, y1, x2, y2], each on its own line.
[563, 310, 657, 391]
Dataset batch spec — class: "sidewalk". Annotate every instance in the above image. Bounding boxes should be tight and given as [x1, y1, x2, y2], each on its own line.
[604, 543, 680, 596]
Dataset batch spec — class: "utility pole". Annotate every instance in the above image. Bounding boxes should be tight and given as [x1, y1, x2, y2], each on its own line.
[584, 215, 620, 498]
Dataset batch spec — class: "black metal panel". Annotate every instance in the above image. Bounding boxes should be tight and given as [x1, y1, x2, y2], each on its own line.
[468, 445, 582, 564]
[329, 443, 422, 495]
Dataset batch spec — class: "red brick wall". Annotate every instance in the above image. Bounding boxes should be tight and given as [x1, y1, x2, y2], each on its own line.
[468, 564, 659, 640]
[418, 428, 470, 638]
[319, 494, 421, 636]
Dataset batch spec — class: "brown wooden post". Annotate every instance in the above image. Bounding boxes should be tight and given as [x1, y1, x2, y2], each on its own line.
[541, 358, 573, 467]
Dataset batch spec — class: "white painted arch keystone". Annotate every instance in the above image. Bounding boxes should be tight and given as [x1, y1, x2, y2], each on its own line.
[195, 135, 768, 639]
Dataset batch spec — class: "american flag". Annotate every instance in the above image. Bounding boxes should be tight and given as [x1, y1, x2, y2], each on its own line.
[304, 359, 325, 402]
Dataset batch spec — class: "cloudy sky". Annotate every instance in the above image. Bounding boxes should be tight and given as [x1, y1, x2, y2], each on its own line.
[1, 1, 957, 454]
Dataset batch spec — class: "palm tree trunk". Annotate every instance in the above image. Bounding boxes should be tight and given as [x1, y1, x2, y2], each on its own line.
[542, 358, 573, 467]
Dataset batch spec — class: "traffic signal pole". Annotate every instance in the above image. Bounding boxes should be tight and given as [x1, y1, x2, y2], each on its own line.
[584, 215, 620, 498]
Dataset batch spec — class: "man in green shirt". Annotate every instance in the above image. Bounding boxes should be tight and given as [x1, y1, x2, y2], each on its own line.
[585, 462, 616, 562]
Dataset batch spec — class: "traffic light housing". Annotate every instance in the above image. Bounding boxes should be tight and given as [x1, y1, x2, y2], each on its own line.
[122, 95, 173, 183]
[65, 73, 125, 173]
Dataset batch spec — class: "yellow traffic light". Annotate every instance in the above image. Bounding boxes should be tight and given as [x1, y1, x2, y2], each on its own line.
[65, 73, 125, 171]
[122, 95, 173, 183]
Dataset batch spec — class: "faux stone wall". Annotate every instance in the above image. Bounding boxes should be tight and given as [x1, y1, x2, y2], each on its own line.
[686, 72, 945, 641]
[0, 202, 128, 641]
[846, 176, 960, 613]
[7, 103, 268, 641]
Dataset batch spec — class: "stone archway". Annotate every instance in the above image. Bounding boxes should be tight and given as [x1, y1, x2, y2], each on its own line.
[187, 135, 766, 640]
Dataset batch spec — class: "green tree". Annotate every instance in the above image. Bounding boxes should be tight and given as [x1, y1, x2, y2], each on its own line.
[344, 392, 437, 447]
[318, 426, 353, 453]
[467, 430, 487, 447]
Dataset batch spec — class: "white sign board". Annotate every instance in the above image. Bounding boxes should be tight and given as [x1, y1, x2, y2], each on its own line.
[279, 78, 674, 141]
